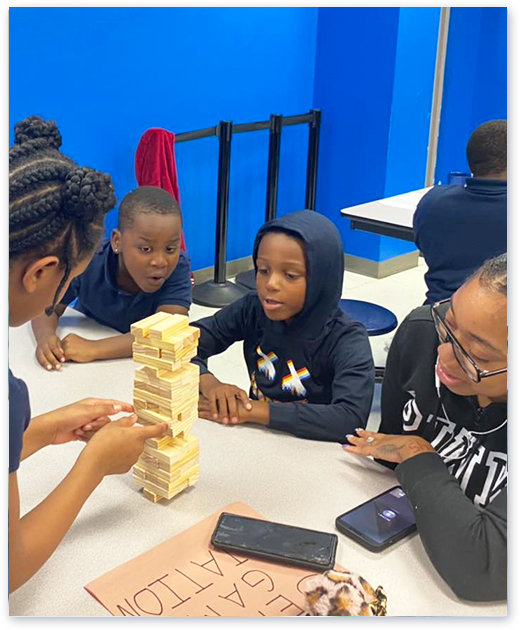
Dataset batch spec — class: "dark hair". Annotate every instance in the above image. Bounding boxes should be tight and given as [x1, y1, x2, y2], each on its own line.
[466, 120, 507, 177]
[9, 115, 116, 313]
[478, 252, 507, 297]
[118, 186, 181, 230]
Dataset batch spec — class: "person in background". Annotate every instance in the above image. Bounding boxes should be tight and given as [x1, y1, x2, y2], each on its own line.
[9, 116, 168, 593]
[31, 186, 192, 367]
[413, 120, 506, 304]
[345, 254, 507, 602]
[191, 210, 375, 443]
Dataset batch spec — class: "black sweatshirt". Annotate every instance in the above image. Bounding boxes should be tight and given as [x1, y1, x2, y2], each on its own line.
[380, 306, 507, 602]
[191, 210, 375, 442]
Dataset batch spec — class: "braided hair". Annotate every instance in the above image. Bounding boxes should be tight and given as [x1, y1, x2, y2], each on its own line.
[9, 116, 116, 314]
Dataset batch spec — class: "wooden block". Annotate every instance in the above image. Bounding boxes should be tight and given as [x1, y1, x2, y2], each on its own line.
[133, 353, 180, 373]
[135, 364, 166, 383]
[136, 409, 196, 438]
[134, 386, 198, 412]
[141, 439, 199, 472]
[160, 344, 197, 364]
[134, 327, 198, 352]
[146, 435, 173, 449]
[131, 312, 172, 339]
[132, 342, 161, 358]
[142, 488, 161, 503]
[148, 314, 188, 340]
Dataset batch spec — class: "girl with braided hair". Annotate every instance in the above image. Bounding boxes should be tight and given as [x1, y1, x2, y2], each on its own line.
[9, 116, 168, 593]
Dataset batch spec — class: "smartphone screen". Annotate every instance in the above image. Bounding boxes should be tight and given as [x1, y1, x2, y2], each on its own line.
[212, 513, 337, 570]
[336, 487, 416, 550]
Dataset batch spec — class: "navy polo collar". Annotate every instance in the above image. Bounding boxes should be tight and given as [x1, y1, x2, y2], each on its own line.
[465, 177, 507, 195]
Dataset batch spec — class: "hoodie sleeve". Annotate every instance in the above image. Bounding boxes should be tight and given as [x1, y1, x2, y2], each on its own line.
[191, 295, 255, 376]
[268, 325, 375, 442]
[396, 452, 507, 602]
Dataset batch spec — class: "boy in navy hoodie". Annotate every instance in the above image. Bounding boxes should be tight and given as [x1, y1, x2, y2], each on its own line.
[192, 210, 375, 442]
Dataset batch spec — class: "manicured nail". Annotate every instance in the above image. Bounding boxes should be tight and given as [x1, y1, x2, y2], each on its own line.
[355, 427, 364, 434]
[113, 404, 122, 412]
[345, 434, 354, 440]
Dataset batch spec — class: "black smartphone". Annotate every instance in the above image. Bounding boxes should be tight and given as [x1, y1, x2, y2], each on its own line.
[335, 486, 417, 552]
[211, 512, 338, 572]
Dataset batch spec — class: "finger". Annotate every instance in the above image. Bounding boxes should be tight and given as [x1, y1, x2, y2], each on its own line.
[36, 348, 52, 371]
[54, 338, 66, 362]
[354, 428, 378, 438]
[209, 391, 219, 420]
[138, 423, 169, 438]
[43, 346, 61, 370]
[238, 389, 252, 411]
[47, 344, 64, 369]
[227, 393, 239, 422]
[216, 392, 230, 422]
[81, 417, 111, 432]
[114, 414, 138, 428]
[344, 434, 367, 445]
[90, 399, 134, 413]
[343, 443, 374, 457]
[89, 402, 129, 419]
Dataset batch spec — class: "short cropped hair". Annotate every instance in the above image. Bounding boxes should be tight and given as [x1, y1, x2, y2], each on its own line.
[118, 186, 181, 230]
[466, 120, 507, 177]
[478, 252, 507, 297]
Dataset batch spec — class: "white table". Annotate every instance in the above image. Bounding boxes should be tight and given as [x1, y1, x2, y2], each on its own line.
[8, 309, 506, 616]
[340, 188, 432, 241]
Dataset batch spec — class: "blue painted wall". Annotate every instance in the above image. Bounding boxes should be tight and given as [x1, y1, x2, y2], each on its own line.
[9, 7, 318, 271]
[313, 7, 440, 263]
[312, 7, 400, 263]
[434, 8, 507, 183]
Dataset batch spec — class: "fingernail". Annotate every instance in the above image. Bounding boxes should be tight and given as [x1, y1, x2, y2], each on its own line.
[113, 404, 122, 411]
[343, 445, 353, 451]
[345, 434, 354, 440]
[60, 357, 65, 362]
[213, 413, 218, 419]
[355, 427, 364, 434]
[46, 365, 52, 370]
[84, 425, 92, 431]
[246, 404, 252, 410]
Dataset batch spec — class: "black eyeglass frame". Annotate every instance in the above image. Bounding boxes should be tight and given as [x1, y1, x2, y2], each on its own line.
[430, 298, 507, 383]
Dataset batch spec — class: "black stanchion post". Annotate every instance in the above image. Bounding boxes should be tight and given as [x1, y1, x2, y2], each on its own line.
[192, 121, 249, 307]
[236, 114, 283, 291]
[305, 108, 322, 210]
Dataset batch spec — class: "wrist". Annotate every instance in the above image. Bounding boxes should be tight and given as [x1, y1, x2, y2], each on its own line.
[76, 447, 106, 485]
[239, 401, 270, 426]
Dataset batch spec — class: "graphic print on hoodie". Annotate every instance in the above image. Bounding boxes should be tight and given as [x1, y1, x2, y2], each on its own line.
[191, 210, 375, 442]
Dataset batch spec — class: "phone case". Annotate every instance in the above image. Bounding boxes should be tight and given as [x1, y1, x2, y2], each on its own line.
[211, 513, 338, 572]
[335, 486, 417, 553]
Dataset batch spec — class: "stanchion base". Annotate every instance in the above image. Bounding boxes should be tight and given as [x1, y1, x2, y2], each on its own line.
[192, 280, 249, 308]
[235, 269, 256, 291]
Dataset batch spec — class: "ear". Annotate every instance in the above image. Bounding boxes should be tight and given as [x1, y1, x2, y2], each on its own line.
[111, 229, 122, 254]
[22, 256, 61, 294]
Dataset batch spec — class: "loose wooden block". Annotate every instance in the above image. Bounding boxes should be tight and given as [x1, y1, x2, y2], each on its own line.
[145, 435, 173, 450]
[136, 409, 196, 438]
[148, 314, 188, 340]
[135, 364, 166, 383]
[131, 311, 172, 339]
[142, 488, 161, 503]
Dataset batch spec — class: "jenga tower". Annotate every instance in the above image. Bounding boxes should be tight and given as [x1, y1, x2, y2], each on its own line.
[130, 312, 201, 503]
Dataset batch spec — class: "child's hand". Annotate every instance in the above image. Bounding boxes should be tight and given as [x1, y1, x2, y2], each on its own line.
[44, 398, 134, 445]
[80, 415, 169, 477]
[199, 383, 252, 424]
[62, 333, 98, 363]
[36, 334, 65, 371]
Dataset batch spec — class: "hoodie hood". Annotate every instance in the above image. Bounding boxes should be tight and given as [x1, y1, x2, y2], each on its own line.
[252, 210, 344, 340]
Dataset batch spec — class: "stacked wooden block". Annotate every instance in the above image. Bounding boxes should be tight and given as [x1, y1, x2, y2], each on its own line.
[130, 312, 201, 503]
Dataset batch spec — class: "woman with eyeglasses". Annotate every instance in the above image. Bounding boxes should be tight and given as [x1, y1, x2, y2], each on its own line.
[344, 253, 507, 602]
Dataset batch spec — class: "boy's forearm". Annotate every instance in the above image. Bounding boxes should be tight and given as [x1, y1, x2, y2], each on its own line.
[31, 311, 59, 342]
[238, 400, 270, 426]
[9, 456, 103, 593]
[89, 333, 134, 360]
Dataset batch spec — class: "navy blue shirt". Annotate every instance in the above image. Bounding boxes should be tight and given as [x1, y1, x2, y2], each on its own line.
[61, 241, 192, 333]
[9, 369, 31, 474]
[413, 178, 507, 304]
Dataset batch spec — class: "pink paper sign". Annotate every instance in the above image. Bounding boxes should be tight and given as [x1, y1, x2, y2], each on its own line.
[85, 502, 340, 617]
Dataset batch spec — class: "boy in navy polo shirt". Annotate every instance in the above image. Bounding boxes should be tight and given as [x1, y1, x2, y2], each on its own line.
[32, 186, 192, 368]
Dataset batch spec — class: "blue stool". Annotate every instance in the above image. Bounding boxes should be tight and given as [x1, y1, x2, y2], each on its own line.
[340, 299, 398, 382]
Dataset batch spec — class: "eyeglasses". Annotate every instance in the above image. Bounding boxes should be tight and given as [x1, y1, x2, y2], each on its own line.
[430, 298, 507, 383]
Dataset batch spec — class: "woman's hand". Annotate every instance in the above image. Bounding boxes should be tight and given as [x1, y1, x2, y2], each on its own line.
[45, 398, 134, 444]
[343, 428, 435, 464]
